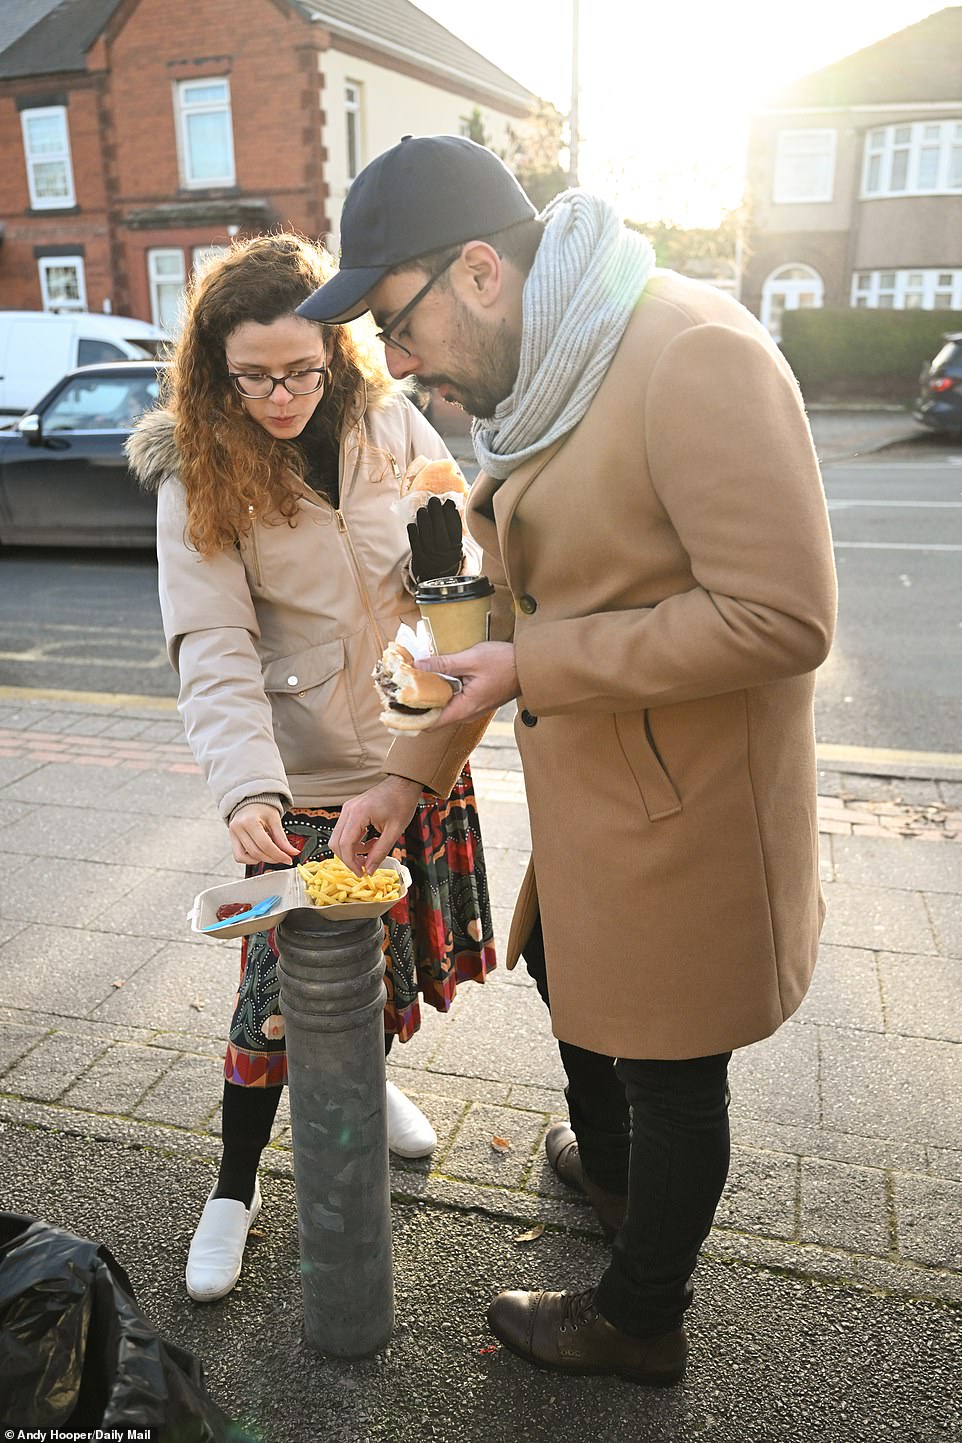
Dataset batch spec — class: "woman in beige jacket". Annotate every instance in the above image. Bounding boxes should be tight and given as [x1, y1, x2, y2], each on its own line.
[127, 234, 495, 1303]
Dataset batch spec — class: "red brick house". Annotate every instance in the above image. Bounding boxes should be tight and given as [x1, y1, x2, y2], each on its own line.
[0, 0, 534, 326]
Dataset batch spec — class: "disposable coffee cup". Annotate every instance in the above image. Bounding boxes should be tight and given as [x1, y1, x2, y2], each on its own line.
[414, 574, 495, 654]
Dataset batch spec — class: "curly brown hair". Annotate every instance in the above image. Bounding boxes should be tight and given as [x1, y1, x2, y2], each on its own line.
[166, 232, 397, 554]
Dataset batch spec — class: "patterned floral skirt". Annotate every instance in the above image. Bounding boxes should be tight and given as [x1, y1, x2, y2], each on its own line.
[224, 765, 496, 1087]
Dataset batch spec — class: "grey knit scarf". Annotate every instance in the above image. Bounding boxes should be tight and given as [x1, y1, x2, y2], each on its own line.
[472, 189, 655, 480]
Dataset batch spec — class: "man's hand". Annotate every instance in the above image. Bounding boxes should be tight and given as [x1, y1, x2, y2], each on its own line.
[330, 775, 424, 875]
[417, 642, 519, 725]
[228, 803, 301, 866]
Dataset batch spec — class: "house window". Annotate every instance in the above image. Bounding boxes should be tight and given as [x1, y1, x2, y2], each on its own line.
[176, 78, 235, 187]
[192, 244, 229, 279]
[761, 264, 824, 341]
[21, 106, 76, 209]
[773, 130, 836, 204]
[148, 248, 187, 330]
[38, 255, 86, 311]
[345, 82, 362, 180]
[851, 268, 962, 310]
[862, 121, 962, 197]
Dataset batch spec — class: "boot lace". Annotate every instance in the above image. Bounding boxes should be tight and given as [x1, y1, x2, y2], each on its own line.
[559, 1287, 600, 1333]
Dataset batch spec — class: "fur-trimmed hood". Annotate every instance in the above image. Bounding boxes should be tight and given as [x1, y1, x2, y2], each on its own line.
[126, 377, 410, 494]
[125, 408, 179, 493]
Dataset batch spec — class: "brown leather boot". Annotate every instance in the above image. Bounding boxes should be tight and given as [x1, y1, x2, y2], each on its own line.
[487, 1287, 687, 1386]
[544, 1123, 628, 1241]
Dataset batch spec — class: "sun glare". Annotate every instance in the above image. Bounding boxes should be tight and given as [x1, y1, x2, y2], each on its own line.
[416, 0, 947, 225]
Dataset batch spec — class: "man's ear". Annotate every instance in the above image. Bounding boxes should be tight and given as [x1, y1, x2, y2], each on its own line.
[458, 241, 503, 309]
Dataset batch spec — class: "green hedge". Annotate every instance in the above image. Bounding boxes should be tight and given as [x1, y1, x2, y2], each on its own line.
[780, 307, 962, 402]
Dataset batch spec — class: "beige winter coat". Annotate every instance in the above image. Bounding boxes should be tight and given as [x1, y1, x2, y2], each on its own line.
[388, 271, 838, 1060]
[128, 393, 454, 818]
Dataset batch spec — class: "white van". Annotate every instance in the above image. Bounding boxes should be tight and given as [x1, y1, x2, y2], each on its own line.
[0, 311, 169, 415]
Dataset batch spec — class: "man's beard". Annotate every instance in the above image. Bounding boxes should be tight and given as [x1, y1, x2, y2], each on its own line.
[422, 294, 520, 419]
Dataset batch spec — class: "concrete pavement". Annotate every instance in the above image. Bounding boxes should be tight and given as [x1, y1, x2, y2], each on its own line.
[0, 689, 960, 1441]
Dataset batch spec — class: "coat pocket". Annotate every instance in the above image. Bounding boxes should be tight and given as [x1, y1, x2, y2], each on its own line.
[262, 638, 357, 774]
[613, 709, 682, 822]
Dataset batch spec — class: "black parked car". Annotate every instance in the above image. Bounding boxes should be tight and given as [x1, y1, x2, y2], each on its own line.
[913, 333, 962, 437]
[0, 361, 165, 548]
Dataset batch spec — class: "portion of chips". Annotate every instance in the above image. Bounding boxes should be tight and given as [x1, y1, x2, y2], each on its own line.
[297, 855, 401, 908]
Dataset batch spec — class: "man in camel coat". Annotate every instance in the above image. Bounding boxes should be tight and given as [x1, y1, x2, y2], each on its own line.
[302, 135, 838, 1386]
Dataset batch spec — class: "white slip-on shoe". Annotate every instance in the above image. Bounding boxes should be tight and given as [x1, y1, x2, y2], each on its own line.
[386, 1080, 437, 1158]
[185, 1177, 262, 1302]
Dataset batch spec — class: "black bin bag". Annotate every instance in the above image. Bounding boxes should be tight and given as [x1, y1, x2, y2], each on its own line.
[0, 1212, 237, 1439]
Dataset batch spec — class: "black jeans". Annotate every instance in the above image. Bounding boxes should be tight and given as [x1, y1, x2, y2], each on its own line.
[522, 916, 631, 1194]
[522, 915, 731, 1337]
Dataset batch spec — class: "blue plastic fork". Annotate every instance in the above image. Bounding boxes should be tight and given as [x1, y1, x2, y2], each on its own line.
[201, 893, 282, 932]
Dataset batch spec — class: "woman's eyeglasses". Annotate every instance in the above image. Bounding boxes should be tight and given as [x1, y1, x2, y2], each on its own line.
[229, 367, 328, 399]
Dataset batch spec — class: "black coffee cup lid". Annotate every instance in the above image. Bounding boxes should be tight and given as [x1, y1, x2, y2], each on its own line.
[414, 574, 494, 603]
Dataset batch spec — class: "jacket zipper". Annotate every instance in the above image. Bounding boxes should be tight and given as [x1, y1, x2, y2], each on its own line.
[335, 435, 387, 653]
[248, 506, 263, 587]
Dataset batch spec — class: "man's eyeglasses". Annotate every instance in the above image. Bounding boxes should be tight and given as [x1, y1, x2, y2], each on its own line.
[229, 367, 328, 400]
[376, 252, 458, 358]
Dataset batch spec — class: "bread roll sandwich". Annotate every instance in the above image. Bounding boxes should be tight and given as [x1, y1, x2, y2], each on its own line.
[399, 456, 468, 499]
[372, 642, 456, 733]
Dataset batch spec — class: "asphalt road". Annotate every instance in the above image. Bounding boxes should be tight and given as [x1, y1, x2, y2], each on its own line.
[819, 456, 962, 755]
[0, 453, 959, 755]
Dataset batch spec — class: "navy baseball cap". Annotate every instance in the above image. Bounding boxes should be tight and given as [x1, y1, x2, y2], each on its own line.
[297, 134, 537, 324]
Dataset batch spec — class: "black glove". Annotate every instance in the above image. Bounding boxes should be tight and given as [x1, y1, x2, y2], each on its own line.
[407, 495, 463, 582]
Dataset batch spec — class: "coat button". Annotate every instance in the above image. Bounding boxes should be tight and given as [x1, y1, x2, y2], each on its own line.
[287, 675, 299, 686]
[519, 594, 537, 614]
[520, 708, 538, 727]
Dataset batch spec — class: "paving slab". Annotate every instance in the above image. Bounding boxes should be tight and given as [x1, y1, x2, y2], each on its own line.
[832, 834, 962, 892]
[2, 1030, 111, 1102]
[878, 950, 962, 1042]
[1, 854, 154, 927]
[893, 1172, 962, 1272]
[89, 938, 242, 1037]
[819, 879, 938, 952]
[819, 1028, 962, 1150]
[60, 1039, 178, 1115]
[923, 890, 962, 957]
[799, 1156, 892, 1254]
[0, 800, 142, 862]
[132, 1051, 227, 1130]
[727, 1022, 821, 1127]
[426, 979, 566, 1092]
[88, 866, 237, 941]
[795, 944, 884, 1031]
[712, 1146, 797, 1239]
[0, 922, 166, 1016]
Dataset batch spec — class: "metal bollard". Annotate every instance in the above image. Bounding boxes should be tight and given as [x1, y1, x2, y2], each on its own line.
[275, 911, 394, 1357]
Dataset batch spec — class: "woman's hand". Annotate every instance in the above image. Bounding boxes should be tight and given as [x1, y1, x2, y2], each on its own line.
[407, 496, 463, 581]
[329, 775, 423, 875]
[228, 803, 301, 865]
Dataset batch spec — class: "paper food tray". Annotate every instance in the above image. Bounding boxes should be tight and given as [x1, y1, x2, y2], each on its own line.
[188, 857, 410, 940]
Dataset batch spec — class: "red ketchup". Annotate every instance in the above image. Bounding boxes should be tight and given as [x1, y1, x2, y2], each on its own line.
[215, 901, 253, 921]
